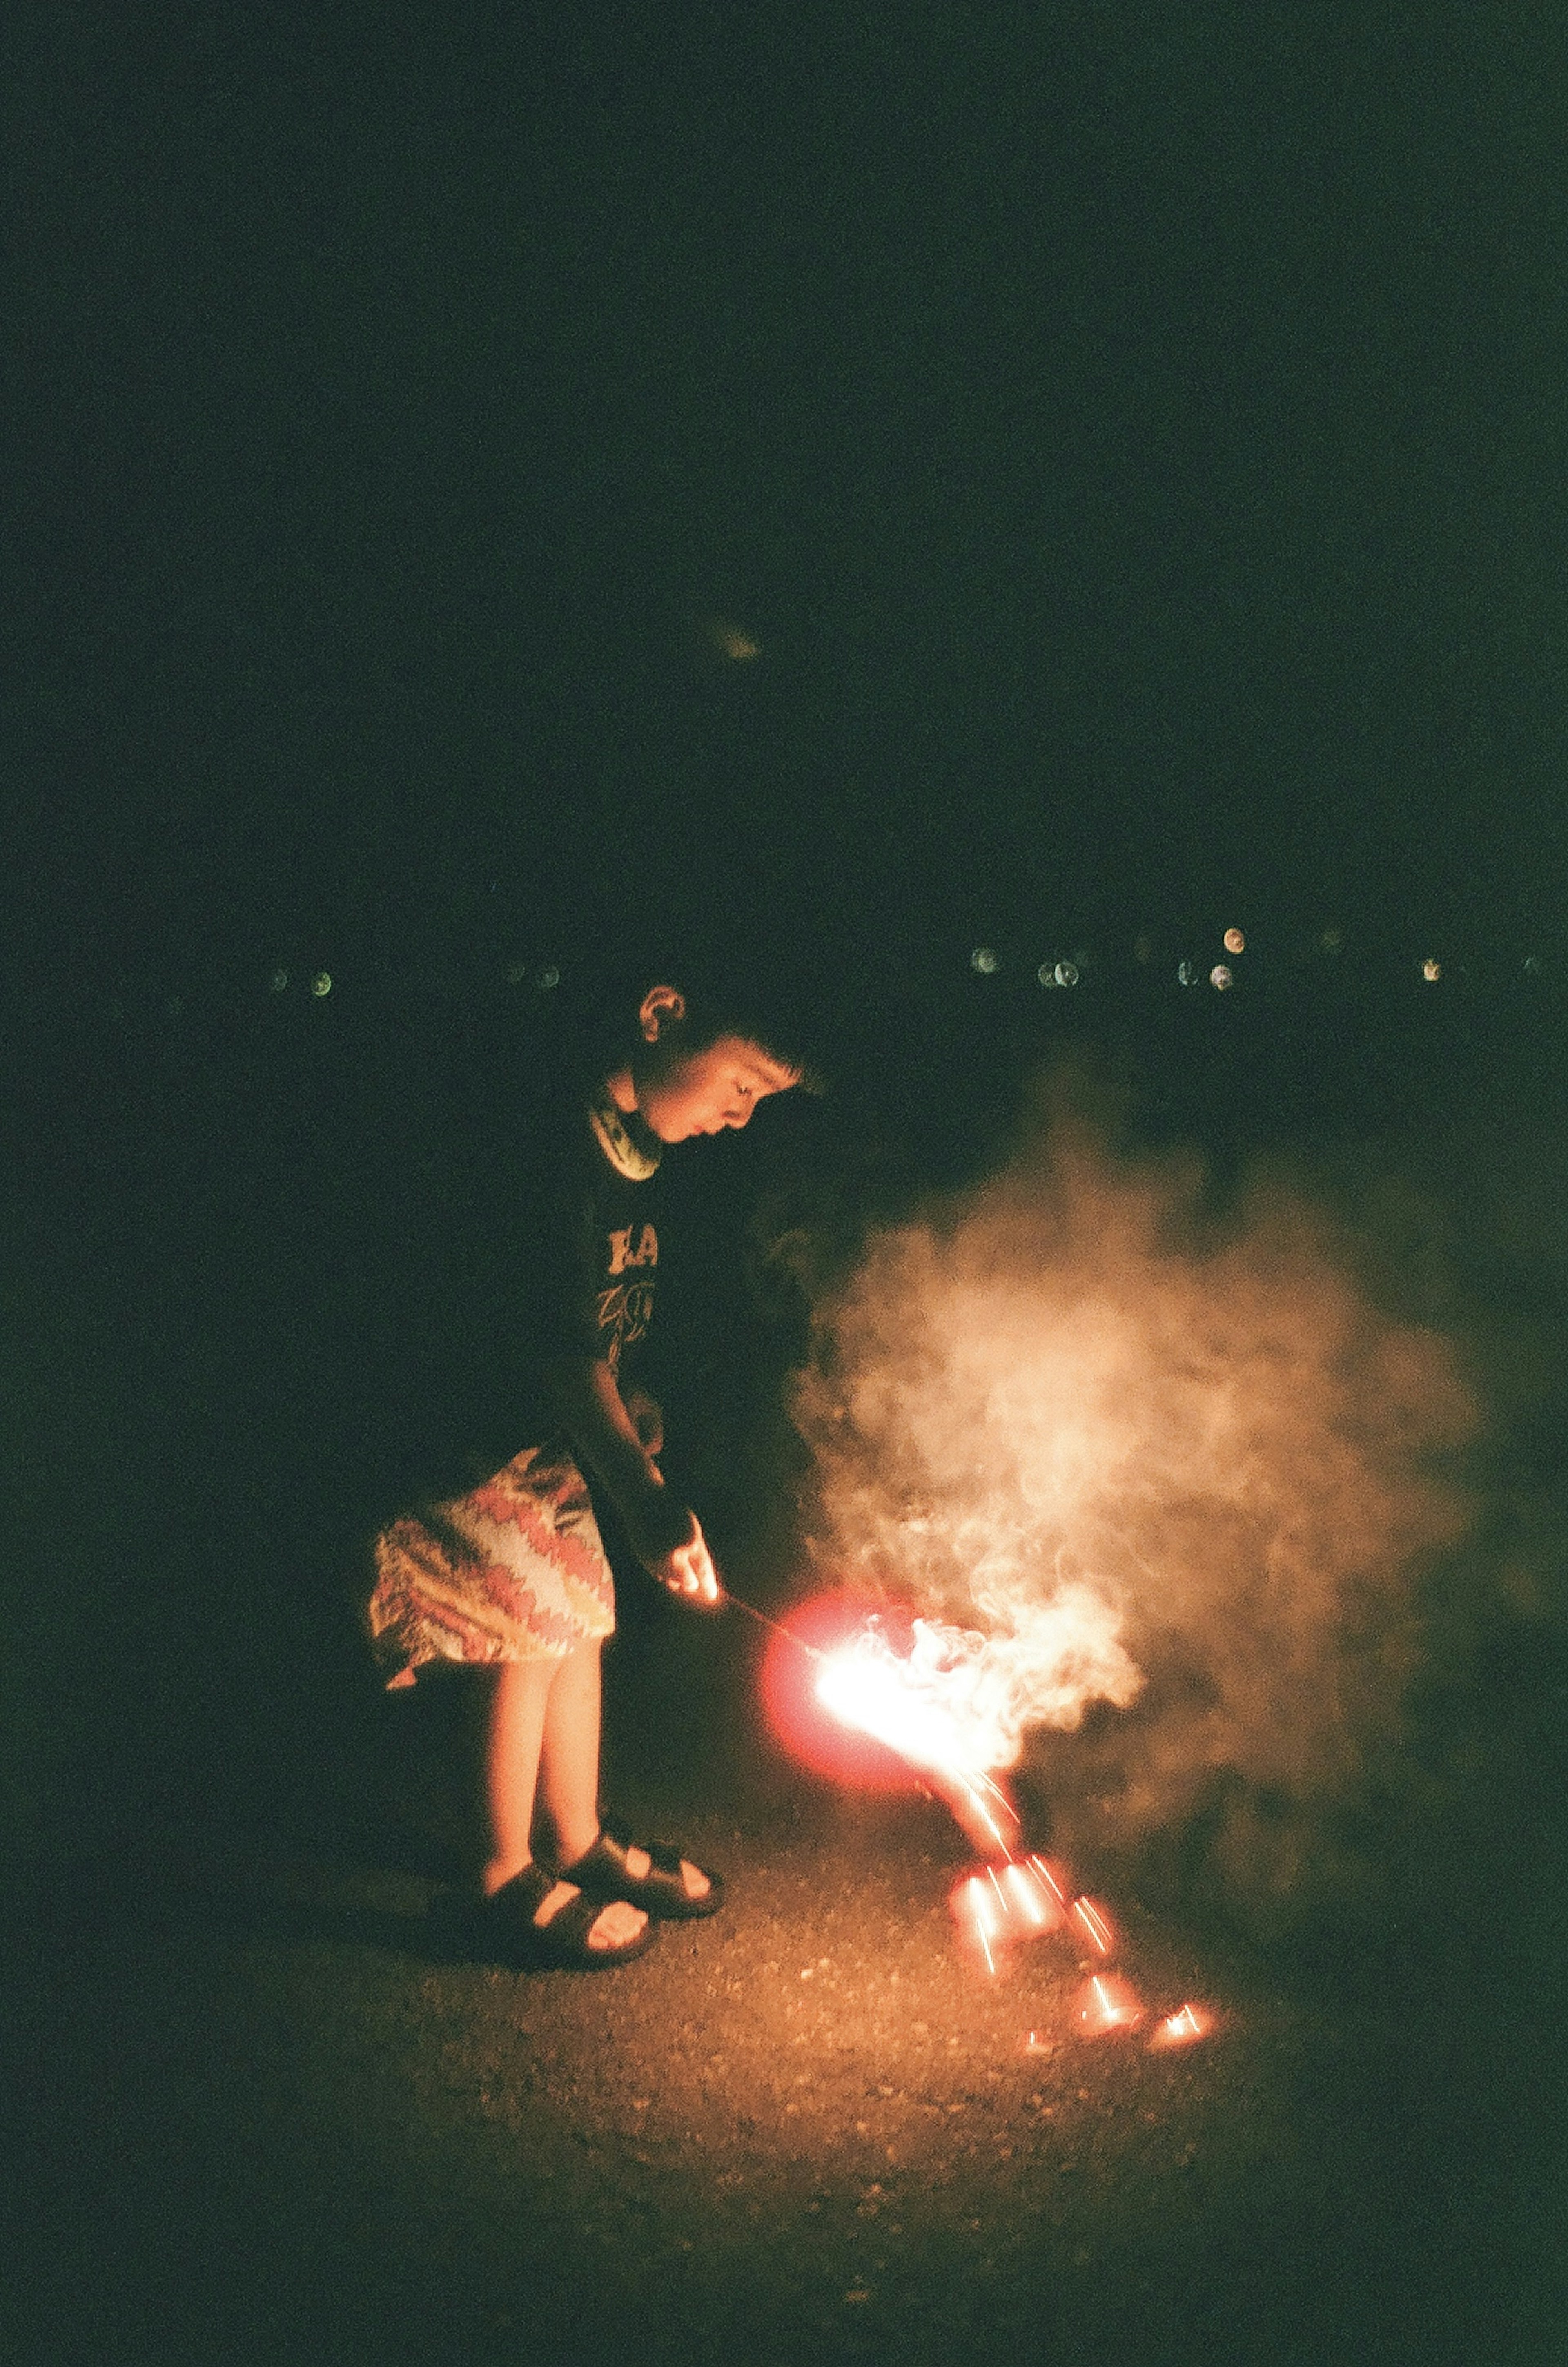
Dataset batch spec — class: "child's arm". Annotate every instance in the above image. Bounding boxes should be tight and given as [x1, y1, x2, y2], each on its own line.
[544, 1355, 719, 1603]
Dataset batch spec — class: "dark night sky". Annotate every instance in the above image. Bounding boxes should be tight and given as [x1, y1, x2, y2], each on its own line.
[7, 3, 1568, 995]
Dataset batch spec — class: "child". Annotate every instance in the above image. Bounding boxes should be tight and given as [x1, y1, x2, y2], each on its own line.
[366, 972, 813, 1967]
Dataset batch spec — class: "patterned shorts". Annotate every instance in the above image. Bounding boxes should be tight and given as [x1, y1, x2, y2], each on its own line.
[366, 1442, 616, 1689]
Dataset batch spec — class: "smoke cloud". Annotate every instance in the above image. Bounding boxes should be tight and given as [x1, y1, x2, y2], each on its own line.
[788, 1083, 1481, 1930]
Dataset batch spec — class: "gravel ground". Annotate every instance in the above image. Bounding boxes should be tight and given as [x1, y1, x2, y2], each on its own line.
[9, 1754, 1561, 2367]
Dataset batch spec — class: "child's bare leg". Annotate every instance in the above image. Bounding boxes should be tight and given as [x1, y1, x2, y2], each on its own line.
[535, 1640, 605, 1867]
[483, 1645, 645, 1949]
[480, 1659, 554, 1896]
[545, 1642, 710, 1904]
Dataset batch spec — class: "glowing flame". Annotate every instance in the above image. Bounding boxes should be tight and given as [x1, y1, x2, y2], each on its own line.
[1002, 1858, 1066, 1933]
[1149, 2003, 1214, 2049]
[951, 1871, 1004, 1973]
[1069, 1896, 1116, 1957]
[949, 1855, 1074, 1977]
[813, 1589, 1142, 1787]
[1074, 1973, 1143, 2035]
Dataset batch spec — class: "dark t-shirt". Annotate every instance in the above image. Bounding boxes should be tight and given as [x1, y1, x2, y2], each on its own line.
[371, 1084, 665, 1516]
[520, 1095, 664, 1424]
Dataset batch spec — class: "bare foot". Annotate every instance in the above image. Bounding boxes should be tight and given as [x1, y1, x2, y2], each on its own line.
[534, 1881, 648, 1950]
[621, 1841, 709, 1902]
[482, 1861, 648, 1950]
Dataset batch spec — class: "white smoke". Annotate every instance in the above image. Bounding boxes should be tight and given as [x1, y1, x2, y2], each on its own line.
[788, 1083, 1481, 1928]
[816, 1589, 1145, 1779]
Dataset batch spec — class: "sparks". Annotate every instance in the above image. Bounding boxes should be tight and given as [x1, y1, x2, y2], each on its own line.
[808, 1593, 1139, 1855]
[1069, 1896, 1116, 1957]
[1074, 1973, 1143, 2036]
[1002, 1858, 1064, 1932]
[813, 1594, 1140, 1781]
[1149, 2003, 1214, 2050]
[952, 1872, 1003, 1974]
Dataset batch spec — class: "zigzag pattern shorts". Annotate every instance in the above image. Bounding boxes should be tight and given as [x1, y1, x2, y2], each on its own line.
[366, 1442, 616, 1688]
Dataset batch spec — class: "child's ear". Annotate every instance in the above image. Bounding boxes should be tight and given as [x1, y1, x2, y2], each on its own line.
[639, 984, 686, 1041]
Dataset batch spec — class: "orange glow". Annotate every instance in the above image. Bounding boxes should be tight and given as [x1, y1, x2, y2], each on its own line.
[808, 1594, 1140, 1800]
[1223, 927, 1246, 955]
[1001, 1859, 1065, 1933]
[760, 1592, 926, 1792]
[948, 1852, 1077, 1969]
[1148, 2003, 1214, 2049]
[1074, 1973, 1142, 2035]
[1026, 1855, 1070, 1912]
[1422, 958, 1441, 982]
[708, 618, 760, 660]
[1069, 1896, 1116, 1957]
[951, 1872, 1003, 1974]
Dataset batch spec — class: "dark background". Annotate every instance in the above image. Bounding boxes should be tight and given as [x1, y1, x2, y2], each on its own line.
[6, 7, 1568, 2362]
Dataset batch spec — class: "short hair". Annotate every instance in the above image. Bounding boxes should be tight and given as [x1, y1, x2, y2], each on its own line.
[568, 940, 829, 1097]
[670, 957, 828, 1097]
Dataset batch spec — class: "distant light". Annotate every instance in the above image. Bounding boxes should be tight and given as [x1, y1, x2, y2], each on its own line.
[536, 965, 561, 991]
[1134, 934, 1153, 965]
[1177, 961, 1199, 986]
[311, 972, 332, 998]
[1209, 964, 1233, 991]
[1223, 927, 1245, 955]
[1421, 958, 1441, 983]
[1319, 927, 1342, 955]
[1523, 955, 1543, 975]
[708, 618, 760, 662]
[1037, 963, 1057, 989]
[506, 961, 529, 985]
[1054, 960, 1080, 989]
[971, 947, 1000, 975]
[269, 969, 289, 994]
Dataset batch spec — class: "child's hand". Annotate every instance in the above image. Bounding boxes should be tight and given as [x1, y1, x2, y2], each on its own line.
[646, 1511, 721, 1606]
[623, 1388, 664, 1460]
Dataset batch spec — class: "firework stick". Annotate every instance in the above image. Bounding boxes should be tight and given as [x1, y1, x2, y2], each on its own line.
[721, 1586, 826, 1658]
[724, 1587, 1022, 1859]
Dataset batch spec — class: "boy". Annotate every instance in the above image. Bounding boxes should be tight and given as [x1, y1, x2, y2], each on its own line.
[367, 974, 812, 1967]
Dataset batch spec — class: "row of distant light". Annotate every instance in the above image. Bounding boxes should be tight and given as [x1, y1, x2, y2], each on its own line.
[972, 926, 1251, 993]
[265, 963, 565, 998]
[263, 938, 1541, 1003]
[971, 927, 1545, 990]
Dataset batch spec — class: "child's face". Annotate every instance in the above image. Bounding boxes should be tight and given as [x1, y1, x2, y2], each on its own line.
[636, 1033, 801, 1142]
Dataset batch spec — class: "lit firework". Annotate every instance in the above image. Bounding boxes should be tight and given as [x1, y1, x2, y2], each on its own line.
[807, 1589, 1141, 1853]
[744, 1583, 1217, 2048]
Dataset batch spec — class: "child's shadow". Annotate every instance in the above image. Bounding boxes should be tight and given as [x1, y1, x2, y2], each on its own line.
[94, 1834, 494, 1968]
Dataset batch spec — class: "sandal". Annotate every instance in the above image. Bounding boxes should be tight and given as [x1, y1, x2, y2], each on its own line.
[561, 1825, 726, 1921]
[469, 1862, 659, 1971]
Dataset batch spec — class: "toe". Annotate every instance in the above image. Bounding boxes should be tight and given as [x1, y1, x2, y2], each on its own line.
[681, 1860, 711, 1899]
[588, 1899, 649, 1950]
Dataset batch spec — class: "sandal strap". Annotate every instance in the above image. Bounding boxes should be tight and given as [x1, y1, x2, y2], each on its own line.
[494, 1862, 559, 1918]
[484, 1863, 650, 1962]
[572, 1826, 724, 1918]
[529, 1885, 633, 1953]
[589, 1828, 688, 1892]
